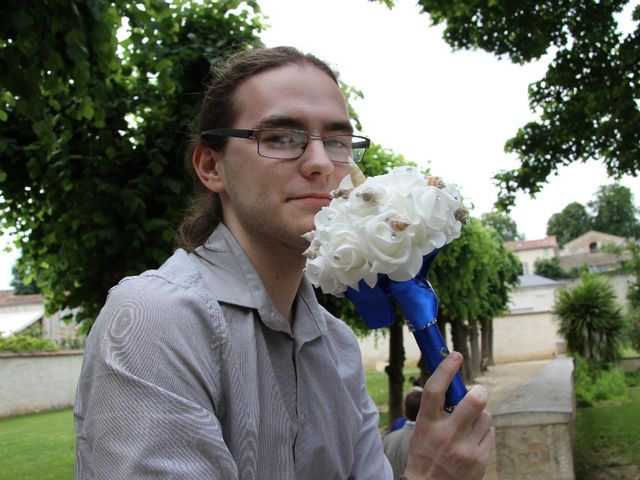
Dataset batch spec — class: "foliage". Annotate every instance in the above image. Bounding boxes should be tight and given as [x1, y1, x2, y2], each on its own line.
[589, 184, 640, 239]
[0, 0, 264, 331]
[622, 241, 640, 351]
[377, 0, 640, 208]
[479, 210, 522, 241]
[9, 263, 41, 294]
[430, 219, 521, 322]
[0, 334, 58, 353]
[546, 202, 592, 247]
[533, 257, 573, 280]
[573, 354, 630, 407]
[624, 241, 640, 309]
[0, 408, 75, 479]
[546, 184, 639, 246]
[630, 314, 640, 353]
[555, 273, 627, 364]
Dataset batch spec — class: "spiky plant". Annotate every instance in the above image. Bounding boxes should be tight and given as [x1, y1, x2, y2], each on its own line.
[555, 273, 627, 365]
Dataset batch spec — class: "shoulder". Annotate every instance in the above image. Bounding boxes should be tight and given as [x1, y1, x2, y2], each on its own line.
[91, 249, 227, 355]
[316, 306, 367, 380]
[382, 429, 403, 448]
[320, 305, 360, 347]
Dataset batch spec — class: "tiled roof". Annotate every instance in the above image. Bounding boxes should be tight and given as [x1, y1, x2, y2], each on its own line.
[505, 236, 558, 252]
[0, 290, 44, 307]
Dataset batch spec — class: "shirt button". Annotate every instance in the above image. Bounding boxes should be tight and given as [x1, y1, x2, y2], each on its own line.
[299, 414, 306, 424]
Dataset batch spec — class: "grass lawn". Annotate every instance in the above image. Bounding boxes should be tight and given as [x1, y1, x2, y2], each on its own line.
[365, 367, 420, 428]
[575, 372, 640, 479]
[0, 408, 75, 480]
[4, 370, 638, 478]
[0, 371, 410, 478]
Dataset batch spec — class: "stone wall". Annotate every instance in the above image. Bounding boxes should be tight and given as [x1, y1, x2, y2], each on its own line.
[485, 356, 576, 480]
[0, 350, 83, 417]
[358, 313, 565, 369]
[493, 312, 566, 363]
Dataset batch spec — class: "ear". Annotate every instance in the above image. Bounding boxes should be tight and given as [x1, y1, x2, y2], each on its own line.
[192, 144, 226, 193]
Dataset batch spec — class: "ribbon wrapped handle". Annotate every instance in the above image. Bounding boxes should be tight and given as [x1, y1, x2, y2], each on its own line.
[345, 249, 467, 411]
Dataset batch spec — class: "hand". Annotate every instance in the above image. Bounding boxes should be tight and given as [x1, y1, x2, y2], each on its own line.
[403, 352, 494, 480]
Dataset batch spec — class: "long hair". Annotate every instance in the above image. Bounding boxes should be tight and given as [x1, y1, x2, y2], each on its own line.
[177, 46, 339, 251]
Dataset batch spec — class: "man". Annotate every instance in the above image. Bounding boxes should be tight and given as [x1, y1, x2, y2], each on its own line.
[383, 389, 423, 479]
[74, 46, 494, 479]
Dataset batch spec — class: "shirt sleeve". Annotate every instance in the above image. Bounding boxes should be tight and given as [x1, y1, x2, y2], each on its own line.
[74, 275, 237, 479]
[349, 374, 394, 479]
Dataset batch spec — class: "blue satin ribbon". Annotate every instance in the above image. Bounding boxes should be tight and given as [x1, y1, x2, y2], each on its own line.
[345, 248, 467, 411]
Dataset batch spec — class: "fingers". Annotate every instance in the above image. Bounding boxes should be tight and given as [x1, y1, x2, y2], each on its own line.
[417, 351, 464, 421]
[468, 409, 493, 446]
[451, 385, 489, 431]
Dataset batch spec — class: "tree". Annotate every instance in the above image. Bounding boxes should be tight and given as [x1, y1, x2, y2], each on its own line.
[0, 0, 264, 330]
[10, 263, 41, 295]
[546, 202, 592, 246]
[546, 184, 639, 247]
[376, 0, 640, 208]
[429, 219, 521, 382]
[589, 184, 640, 239]
[533, 257, 572, 280]
[479, 210, 523, 241]
[555, 273, 627, 365]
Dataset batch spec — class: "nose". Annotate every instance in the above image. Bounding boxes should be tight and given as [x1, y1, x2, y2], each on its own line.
[299, 138, 335, 177]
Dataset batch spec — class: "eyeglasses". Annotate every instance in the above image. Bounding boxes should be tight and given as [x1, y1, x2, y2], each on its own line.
[200, 128, 370, 163]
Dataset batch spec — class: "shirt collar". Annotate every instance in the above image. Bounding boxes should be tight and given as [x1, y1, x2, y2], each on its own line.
[191, 224, 327, 338]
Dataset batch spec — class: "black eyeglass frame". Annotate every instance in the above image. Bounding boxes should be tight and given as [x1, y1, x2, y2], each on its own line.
[199, 128, 371, 163]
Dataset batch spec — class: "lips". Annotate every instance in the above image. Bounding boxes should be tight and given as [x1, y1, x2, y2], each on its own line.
[289, 193, 332, 207]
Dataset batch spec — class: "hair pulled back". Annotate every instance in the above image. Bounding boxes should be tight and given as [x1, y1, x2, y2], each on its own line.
[177, 46, 339, 251]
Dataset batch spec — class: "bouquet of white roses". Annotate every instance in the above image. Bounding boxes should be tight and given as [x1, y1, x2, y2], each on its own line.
[303, 165, 467, 296]
[303, 162, 469, 411]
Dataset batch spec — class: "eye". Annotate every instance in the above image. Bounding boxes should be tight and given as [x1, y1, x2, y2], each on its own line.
[260, 130, 303, 149]
[325, 137, 350, 150]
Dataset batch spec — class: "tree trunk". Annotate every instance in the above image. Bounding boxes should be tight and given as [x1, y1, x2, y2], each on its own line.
[468, 318, 481, 378]
[387, 317, 405, 427]
[450, 319, 472, 384]
[480, 317, 494, 370]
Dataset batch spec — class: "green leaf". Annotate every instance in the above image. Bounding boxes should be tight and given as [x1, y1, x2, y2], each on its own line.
[79, 100, 95, 120]
[13, 10, 34, 29]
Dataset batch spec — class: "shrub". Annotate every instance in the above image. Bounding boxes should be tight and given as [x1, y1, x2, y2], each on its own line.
[628, 308, 640, 352]
[555, 273, 627, 364]
[0, 335, 58, 353]
[573, 355, 630, 406]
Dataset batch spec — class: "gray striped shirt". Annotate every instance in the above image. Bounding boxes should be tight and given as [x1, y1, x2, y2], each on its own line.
[75, 225, 392, 479]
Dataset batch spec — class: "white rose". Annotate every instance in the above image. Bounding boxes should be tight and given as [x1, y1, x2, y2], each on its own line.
[362, 212, 412, 275]
[305, 257, 347, 296]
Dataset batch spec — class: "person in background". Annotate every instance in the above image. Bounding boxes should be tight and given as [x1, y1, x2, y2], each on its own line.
[74, 45, 494, 479]
[384, 389, 424, 479]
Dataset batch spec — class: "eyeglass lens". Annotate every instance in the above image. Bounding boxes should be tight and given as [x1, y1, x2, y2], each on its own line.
[256, 130, 366, 162]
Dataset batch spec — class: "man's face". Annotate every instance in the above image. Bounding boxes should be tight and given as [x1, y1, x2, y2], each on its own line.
[216, 64, 352, 254]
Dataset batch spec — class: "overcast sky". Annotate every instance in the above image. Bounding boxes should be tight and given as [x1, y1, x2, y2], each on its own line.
[1, 0, 638, 289]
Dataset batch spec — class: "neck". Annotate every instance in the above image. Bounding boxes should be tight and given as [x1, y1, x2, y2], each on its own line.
[250, 246, 305, 323]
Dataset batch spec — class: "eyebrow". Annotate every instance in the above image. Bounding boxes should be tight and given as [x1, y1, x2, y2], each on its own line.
[255, 116, 354, 134]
